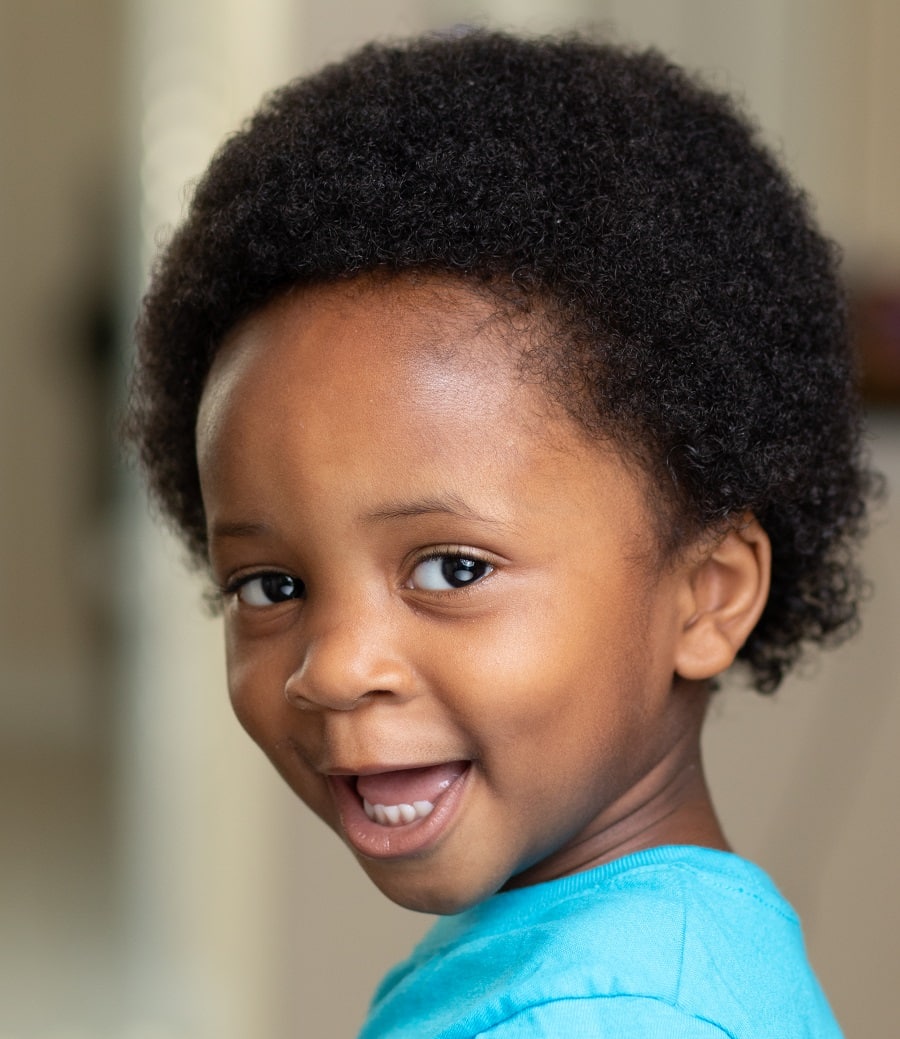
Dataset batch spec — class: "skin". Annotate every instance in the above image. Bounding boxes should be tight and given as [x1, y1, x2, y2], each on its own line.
[196, 275, 770, 915]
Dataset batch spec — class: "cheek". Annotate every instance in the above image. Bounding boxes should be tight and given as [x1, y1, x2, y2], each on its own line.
[482, 588, 634, 691]
[228, 673, 274, 753]
[226, 637, 338, 823]
[455, 591, 661, 766]
[439, 602, 607, 736]
[224, 633, 284, 746]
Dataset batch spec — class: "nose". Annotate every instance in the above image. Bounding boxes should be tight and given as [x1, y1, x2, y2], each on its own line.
[283, 598, 414, 712]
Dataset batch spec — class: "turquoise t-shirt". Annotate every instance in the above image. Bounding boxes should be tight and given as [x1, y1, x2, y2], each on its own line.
[358, 846, 843, 1038]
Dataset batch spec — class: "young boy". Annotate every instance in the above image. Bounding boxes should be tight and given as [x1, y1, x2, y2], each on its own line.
[128, 30, 872, 1037]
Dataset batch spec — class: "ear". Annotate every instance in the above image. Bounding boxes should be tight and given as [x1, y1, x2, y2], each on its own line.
[674, 515, 771, 682]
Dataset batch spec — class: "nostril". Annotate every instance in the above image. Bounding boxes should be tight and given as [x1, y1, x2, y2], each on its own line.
[283, 680, 390, 712]
[284, 685, 317, 710]
[283, 677, 350, 711]
[282, 624, 414, 710]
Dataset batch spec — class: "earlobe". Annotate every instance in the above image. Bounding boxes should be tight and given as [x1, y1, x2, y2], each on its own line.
[674, 515, 771, 682]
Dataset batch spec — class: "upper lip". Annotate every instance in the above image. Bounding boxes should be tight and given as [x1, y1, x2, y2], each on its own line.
[322, 760, 468, 777]
[284, 736, 470, 777]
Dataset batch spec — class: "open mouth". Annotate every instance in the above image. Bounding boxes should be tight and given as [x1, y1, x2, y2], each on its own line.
[361, 798, 435, 826]
[329, 761, 471, 859]
[355, 761, 467, 827]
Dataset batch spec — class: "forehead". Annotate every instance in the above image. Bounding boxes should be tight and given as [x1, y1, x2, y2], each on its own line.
[199, 276, 559, 468]
[195, 275, 660, 567]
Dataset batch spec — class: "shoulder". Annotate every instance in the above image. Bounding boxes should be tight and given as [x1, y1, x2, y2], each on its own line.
[360, 848, 843, 1039]
[476, 996, 732, 1037]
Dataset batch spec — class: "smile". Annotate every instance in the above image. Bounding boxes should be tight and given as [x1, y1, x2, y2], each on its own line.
[362, 798, 435, 826]
[329, 761, 471, 859]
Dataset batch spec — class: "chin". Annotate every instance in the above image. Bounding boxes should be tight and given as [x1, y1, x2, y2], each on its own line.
[358, 859, 500, 916]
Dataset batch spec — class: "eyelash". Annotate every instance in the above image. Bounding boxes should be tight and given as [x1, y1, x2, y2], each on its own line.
[222, 571, 305, 607]
[407, 548, 495, 592]
[221, 548, 495, 608]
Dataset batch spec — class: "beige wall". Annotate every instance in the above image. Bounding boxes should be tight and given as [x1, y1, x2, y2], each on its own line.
[0, 0, 123, 752]
[2, 1, 897, 1037]
[705, 413, 900, 1036]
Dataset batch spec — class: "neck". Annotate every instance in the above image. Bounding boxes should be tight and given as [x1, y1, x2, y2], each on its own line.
[579, 744, 729, 863]
[505, 682, 727, 890]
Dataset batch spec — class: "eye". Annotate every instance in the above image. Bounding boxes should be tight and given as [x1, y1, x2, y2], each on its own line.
[409, 553, 493, 591]
[232, 572, 305, 607]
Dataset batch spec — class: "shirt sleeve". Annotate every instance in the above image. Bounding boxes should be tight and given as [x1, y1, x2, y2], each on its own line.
[476, 996, 731, 1038]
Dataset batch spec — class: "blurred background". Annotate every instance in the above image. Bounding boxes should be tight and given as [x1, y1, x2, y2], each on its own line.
[1, 1, 898, 1037]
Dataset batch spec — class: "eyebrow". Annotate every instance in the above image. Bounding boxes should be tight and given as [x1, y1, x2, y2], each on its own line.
[208, 495, 513, 540]
[209, 520, 271, 541]
[366, 493, 504, 526]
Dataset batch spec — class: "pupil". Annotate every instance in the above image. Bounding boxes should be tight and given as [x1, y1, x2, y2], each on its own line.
[442, 557, 482, 586]
[262, 573, 300, 600]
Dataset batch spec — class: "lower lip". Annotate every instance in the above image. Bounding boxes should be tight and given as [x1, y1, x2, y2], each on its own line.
[329, 764, 471, 860]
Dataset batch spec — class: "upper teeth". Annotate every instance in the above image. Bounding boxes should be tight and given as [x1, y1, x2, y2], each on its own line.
[363, 798, 434, 826]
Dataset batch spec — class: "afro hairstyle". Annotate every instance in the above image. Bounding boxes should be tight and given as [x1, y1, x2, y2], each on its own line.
[127, 29, 876, 692]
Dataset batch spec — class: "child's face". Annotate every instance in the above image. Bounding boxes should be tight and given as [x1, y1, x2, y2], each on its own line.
[197, 276, 702, 914]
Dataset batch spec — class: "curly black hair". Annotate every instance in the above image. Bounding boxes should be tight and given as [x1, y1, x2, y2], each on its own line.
[127, 30, 875, 692]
